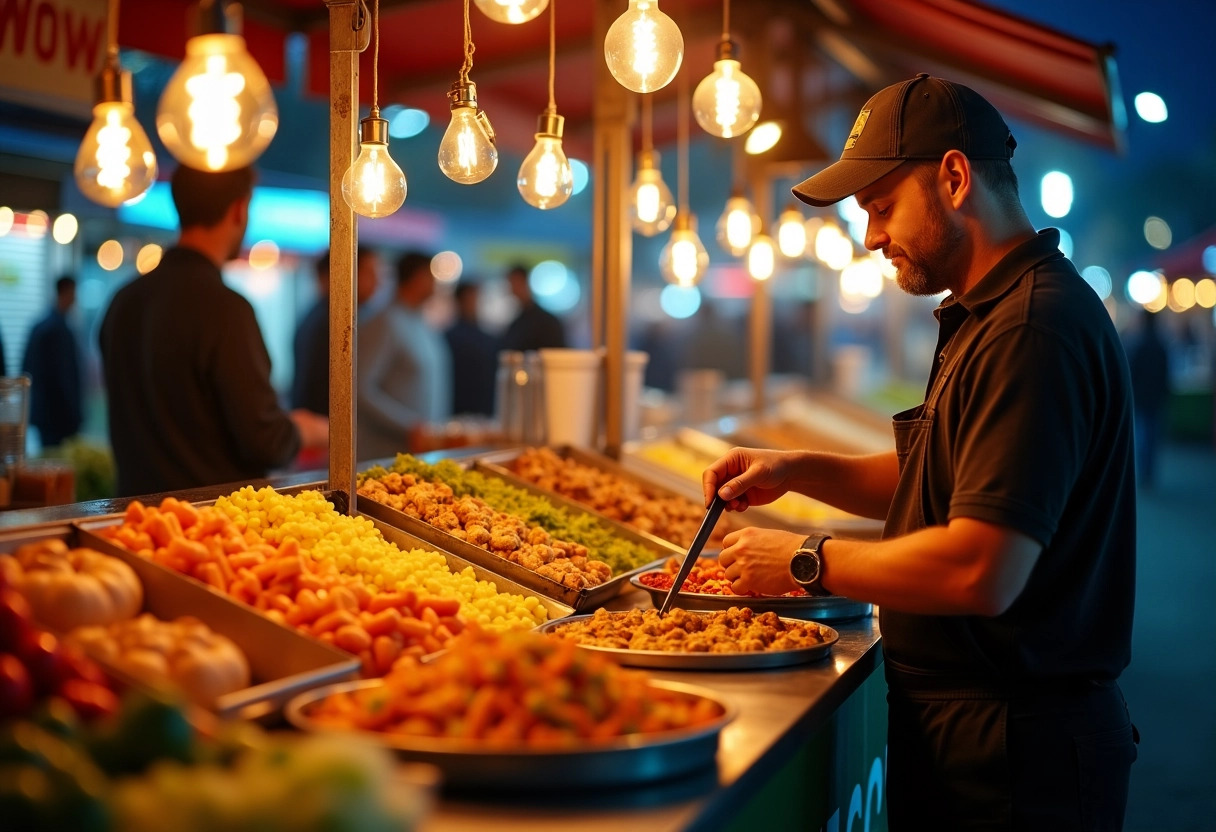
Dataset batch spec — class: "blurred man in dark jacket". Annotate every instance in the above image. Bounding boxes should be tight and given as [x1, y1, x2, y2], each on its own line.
[22, 275, 82, 448]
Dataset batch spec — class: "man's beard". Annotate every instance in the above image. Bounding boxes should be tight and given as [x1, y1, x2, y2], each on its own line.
[891, 195, 965, 297]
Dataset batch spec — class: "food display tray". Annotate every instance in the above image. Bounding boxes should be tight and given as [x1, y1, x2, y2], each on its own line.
[537, 613, 838, 670]
[284, 678, 735, 789]
[2, 522, 361, 722]
[629, 570, 873, 623]
[357, 488, 666, 613]
[623, 428, 886, 539]
[472, 444, 749, 552]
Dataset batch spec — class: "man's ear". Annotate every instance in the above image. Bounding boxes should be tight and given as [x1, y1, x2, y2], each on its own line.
[938, 150, 972, 210]
[230, 193, 251, 227]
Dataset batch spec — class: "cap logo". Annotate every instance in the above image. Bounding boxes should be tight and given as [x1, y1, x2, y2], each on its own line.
[844, 109, 870, 150]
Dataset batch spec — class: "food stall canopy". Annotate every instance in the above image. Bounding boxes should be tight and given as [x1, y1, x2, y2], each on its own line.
[113, 0, 1124, 160]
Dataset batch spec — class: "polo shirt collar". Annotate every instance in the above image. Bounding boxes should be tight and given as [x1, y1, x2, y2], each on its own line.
[955, 228, 1064, 315]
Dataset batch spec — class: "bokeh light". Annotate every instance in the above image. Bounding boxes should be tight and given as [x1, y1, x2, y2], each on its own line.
[0, 207, 12, 236]
[530, 260, 580, 313]
[51, 213, 78, 245]
[1126, 270, 1164, 305]
[744, 121, 781, 155]
[1144, 216, 1172, 250]
[431, 250, 463, 283]
[1081, 265, 1112, 300]
[1194, 278, 1216, 309]
[1169, 278, 1196, 312]
[26, 210, 48, 239]
[1040, 171, 1073, 219]
[136, 243, 163, 274]
[660, 284, 702, 319]
[570, 159, 590, 195]
[388, 107, 429, 139]
[248, 240, 280, 271]
[97, 239, 124, 271]
[1133, 92, 1168, 123]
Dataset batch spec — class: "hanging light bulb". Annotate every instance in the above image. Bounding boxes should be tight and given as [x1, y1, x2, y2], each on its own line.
[75, 0, 157, 209]
[157, 0, 277, 171]
[473, 0, 547, 24]
[440, 0, 498, 184]
[716, 190, 759, 257]
[776, 203, 807, 258]
[438, 81, 498, 184]
[747, 233, 775, 281]
[604, 0, 683, 93]
[692, 7, 761, 140]
[518, 0, 571, 209]
[340, 0, 405, 217]
[518, 113, 573, 209]
[660, 210, 709, 287]
[630, 148, 675, 235]
[342, 113, 406, 218]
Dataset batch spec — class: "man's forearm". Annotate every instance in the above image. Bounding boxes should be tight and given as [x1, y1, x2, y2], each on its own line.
[786, 450, 899, 520]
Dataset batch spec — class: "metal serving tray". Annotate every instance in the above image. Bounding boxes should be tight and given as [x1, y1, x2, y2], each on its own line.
[1, 522, 360, 722]
[623, 428, 886, 539]
[629, 569, 873, 622]
[357, 485, 666, 613]
[284, 678, 735, 789]
[472, 445, 747, 552]
[537, 613, 838, 670]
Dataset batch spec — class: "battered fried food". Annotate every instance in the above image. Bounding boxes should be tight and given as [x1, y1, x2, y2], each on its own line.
[549, 607, 830, 653]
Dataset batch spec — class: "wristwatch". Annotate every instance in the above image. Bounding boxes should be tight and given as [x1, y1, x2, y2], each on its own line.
[789, 533, 833, 596]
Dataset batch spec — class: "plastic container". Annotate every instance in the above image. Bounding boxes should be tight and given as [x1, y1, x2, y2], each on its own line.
[538, 348, 601, 448]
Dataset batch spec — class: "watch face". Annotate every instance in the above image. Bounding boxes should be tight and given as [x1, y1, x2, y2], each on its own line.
[790, 552, 820, 584]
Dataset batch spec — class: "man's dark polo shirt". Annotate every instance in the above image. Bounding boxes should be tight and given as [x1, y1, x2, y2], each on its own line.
[881, 229, 1136, 682]
[99, 247, 300, 497]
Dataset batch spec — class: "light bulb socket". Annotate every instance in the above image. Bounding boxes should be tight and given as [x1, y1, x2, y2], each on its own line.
[195, 0, 240, 36]
[637, 148, 660, 170]
[448, 80, 479, 110]
[536, 112, 564, 139]
[716, 38, 738, 62]
[673, 210, 695, 232]
[359, 115, 390, 145]
[94, 65, 133, 106]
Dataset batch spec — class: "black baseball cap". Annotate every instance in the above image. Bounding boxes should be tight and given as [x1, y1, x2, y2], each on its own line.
[792, 73, 1017, 207]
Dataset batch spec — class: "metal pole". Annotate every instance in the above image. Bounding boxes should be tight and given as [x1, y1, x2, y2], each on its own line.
[324, 0, 368, 499]
[749, 170, 773, 415]
[593, 0, 632, 458]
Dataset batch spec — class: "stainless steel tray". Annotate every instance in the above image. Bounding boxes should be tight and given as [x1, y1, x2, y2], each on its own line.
[537, 612, 838, 670]
[2, 522, 361, 722]
[472, 445, 746, 551]
[630, 570, 873, 622]
[624, 429, 885, 539]
[357, 490, 664, 613]
[284, 678, 734, 789]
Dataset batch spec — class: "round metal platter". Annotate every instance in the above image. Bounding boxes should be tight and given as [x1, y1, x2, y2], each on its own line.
[285, 679, 735, 790]
[538, 612, 839, 670]
[630, 571, 873, 622]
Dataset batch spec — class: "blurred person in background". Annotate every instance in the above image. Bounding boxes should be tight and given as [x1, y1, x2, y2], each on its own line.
[445, 279, 497, 417]
[1125, 308, 1171, 489]
[99, 164, 328, 496]
[499, 263, 565, 353]
[21, 275, 82, 448]
[291, 245, 381, 416]
[357, 251, 451, 460]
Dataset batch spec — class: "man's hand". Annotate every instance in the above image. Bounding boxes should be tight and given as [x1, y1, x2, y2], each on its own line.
[290, 409, 329, 449]
[702, 447, 799, 513]
[718, 527, 807, 596]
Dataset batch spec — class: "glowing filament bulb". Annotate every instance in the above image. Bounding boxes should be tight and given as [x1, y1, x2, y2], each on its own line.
[692, 49, 762, 139]
[474, 0, 548, 23]
[659, 211, 709, 287]
[604, 0, 683, 93]
[94, 110, 133, 191]
[629, 150, 675, 235]
[342, 116, 406, 218]
[518, 114, 573, 210]
[716, 193, 759, 257]
[439, 83, 498, 185]
[75, 70, 158, 209]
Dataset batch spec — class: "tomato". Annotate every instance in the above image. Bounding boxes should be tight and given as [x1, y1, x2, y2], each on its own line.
[0, 590, 32, 654]
[57, 643, 108, 688]
[59, 680, 119, 723]
[0, 653, 34, 719]
[19, 630, 69, 697]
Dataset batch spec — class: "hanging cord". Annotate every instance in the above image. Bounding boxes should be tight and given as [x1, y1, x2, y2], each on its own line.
[642, 92, 653, 154]
[371, 0, 380, 114]
[678, 63, 689, 210]
[545, 0, 556, 114]
[722, 0, 730, 40]
[106, 0, 119, 65]
[459, 0, 476, 84]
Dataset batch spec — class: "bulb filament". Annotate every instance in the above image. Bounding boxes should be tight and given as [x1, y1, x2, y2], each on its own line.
[95, 109, 133, 192]
[185, 54, 245, 170]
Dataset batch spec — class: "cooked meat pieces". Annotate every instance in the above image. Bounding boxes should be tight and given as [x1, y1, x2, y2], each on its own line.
[551, 607, 829, 653]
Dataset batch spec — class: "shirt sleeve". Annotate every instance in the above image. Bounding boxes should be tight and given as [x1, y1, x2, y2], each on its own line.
[356, 313, 425, 432]
[211, 297, 300, 470]
[947, 323, 1095, 546]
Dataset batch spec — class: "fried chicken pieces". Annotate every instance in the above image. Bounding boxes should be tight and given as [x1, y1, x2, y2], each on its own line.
[551, 606, 829, 653]
[358, 472, 612, 589]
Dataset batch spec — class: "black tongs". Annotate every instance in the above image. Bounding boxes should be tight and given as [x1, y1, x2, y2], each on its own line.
[657, 494, 727, 616]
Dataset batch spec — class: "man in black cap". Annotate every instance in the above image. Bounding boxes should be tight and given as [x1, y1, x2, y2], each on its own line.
[704, 74, 1137, 828]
